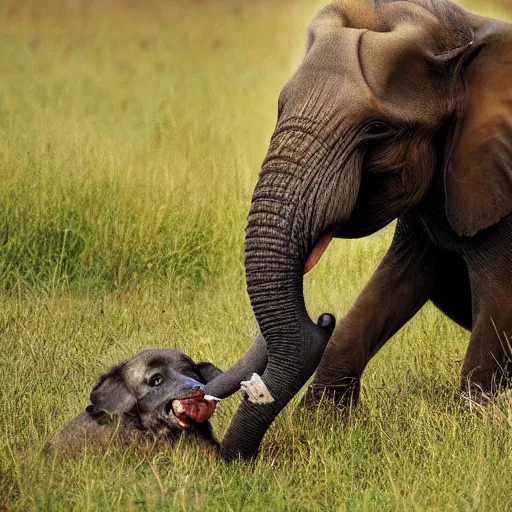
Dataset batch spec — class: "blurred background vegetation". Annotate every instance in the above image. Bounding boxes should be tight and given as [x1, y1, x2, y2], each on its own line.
[0, 0, 320, 294]
[1, 0, 508, 295]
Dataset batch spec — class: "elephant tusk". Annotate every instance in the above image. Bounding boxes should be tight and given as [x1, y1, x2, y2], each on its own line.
[304, 232, 334, 274]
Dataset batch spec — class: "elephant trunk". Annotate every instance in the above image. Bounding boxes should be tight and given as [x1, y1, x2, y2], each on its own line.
[244, 191, 323, 380]
[203, 332, 267, 399]
[220, 131, 357, 459]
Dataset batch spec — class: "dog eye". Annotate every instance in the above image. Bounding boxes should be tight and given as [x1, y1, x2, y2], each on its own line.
[149, 374, 164, 387]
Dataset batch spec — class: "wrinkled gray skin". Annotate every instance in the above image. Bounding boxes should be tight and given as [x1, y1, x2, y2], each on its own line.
[46, 349, 222, 456]
[218, 0, 512, 460]
[204, 313, 336, 399]
[204, 332, 267, 399]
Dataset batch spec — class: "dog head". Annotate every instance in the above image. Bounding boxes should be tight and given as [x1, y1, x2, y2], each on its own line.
[89, 348, 222, 434]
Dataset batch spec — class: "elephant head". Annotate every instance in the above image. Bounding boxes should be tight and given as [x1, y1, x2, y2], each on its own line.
[220, 0, 512, 460]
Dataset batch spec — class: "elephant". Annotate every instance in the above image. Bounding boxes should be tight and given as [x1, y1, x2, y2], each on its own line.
[210, 0, 512, 461]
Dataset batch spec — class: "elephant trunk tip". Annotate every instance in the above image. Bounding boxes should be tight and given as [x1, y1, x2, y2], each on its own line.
[316, 313, 336, 337]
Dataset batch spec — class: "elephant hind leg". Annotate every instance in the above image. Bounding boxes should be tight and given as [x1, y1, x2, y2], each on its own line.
[460, 289, 512, 400]
[460, 230, 512, 401]
[461, 308, 512, 401]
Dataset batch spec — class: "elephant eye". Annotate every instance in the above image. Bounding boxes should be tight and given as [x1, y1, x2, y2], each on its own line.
[366, 121, 393, 137]
[149, 374, 164, 387]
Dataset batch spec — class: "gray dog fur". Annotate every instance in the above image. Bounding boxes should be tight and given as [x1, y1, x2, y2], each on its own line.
[46, 348, 223, 457]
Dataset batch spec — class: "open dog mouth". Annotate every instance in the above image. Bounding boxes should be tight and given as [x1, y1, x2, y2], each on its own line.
[166, 390, 217, 430]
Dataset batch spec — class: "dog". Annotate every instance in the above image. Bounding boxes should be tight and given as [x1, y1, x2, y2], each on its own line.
[46, 349, 222, 457]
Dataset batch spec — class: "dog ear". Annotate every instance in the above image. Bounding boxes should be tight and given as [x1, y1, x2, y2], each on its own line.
[195, 362, 223, 384]
[89, 362, 136, 413]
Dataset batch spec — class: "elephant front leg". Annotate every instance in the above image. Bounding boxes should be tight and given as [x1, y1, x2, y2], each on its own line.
[306, 218, 437, 407]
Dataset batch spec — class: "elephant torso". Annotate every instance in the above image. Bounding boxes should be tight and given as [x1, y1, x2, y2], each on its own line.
[410, 200, 512, 327]
[414, 198, 512, 262]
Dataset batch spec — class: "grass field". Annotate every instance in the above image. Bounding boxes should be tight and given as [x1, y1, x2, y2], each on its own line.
[1, 0, 512, 510]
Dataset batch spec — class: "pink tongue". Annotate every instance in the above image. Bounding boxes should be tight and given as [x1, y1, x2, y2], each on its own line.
[304, 233, 334, 274]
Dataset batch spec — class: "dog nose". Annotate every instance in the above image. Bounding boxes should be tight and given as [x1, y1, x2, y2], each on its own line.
[177, 374, 204, 392]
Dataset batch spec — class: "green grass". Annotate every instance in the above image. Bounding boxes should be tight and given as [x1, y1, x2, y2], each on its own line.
[1, 0, 512, 510]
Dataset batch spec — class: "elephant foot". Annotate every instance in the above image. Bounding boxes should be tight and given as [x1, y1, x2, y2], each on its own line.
[460, 365, 512, 407]
[302, 378, 360, 409]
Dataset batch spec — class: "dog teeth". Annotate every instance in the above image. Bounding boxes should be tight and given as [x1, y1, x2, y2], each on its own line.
[204, 395, 221, 402]
[172, 401, 185, 415]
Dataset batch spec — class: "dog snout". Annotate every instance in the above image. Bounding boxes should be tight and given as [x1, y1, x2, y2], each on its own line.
[177, 374, 204, 394]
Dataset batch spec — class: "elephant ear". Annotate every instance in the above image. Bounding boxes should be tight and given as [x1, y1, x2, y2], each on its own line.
[445, 26, 512, 237]
[357, 2, 512, 237]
